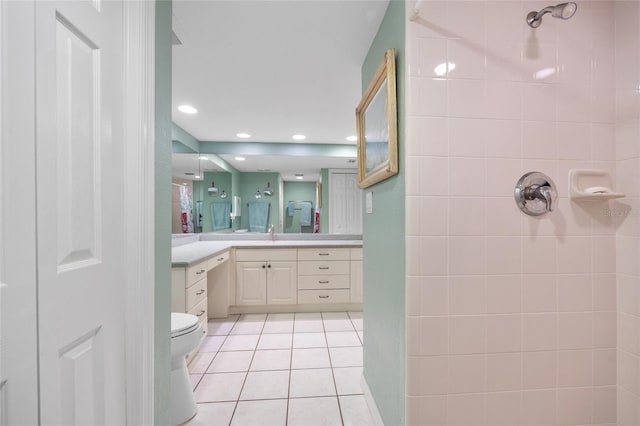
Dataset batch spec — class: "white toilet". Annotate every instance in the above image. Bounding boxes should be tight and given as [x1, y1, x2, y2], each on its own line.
[170, 312, 204, 425]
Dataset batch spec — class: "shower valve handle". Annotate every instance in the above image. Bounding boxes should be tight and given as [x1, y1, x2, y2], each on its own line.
[525, 184, 555, 212]
[515, 172, 558, 216]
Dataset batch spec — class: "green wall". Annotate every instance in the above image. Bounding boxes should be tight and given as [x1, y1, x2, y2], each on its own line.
[361, 1, 406, 424]
[154, 0, 172, 424]
[283, 182, 316, 233]
[237, 172, 281, 232]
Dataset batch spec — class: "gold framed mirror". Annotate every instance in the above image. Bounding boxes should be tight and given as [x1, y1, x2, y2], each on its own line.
[356, 48, 398, 189]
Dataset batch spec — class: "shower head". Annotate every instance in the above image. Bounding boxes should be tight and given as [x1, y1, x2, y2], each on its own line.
[527, 2, 577, 28]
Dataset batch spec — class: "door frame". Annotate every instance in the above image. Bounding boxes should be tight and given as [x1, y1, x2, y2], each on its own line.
[121, 1, 156, 424]
[0, 1, 156, 423]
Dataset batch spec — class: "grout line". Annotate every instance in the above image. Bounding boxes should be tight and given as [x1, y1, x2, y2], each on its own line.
[325, 312, 345, 426]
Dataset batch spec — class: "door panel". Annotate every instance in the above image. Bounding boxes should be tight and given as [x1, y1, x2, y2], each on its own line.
[267, 262, 297, 305]
[35, 1, 125, 424]
[236, 262, 267, 305]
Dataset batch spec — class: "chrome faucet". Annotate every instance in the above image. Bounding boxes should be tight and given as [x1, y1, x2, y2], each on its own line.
[268, 224, 275, 240]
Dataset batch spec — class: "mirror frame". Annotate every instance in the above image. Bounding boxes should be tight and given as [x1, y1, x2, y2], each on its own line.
[356, 48, 398, 189]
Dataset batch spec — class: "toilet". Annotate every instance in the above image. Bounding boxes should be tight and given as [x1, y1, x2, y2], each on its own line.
[170, 312, 204, 425]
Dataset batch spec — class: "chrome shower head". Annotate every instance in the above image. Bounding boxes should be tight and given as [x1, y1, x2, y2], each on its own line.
[527, 2, 577, 28]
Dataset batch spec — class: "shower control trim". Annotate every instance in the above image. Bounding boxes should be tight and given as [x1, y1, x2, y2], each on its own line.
[514, 172, 558, 216]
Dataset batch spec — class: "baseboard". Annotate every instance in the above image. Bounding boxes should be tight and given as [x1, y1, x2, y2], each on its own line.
[361, 375, 384, 426]
[228, 303, 363, 315]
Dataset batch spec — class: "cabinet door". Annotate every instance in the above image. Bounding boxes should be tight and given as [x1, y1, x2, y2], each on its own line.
[350, 260, 363, 303]
[236, 262, 267, 305]
[267, 261, 297, 305]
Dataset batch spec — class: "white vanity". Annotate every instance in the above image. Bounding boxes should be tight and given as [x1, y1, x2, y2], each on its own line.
[171, 236, 363, 324]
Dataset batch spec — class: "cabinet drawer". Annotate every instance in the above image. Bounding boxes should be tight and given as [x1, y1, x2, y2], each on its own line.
[298, 260, 349, 276]
[188, 297, 208, 322]
[350, 248, 363, 261]
[186, 259, 209, 287]
[298, 275, 350, 290]
[186, 277, 207, 311]
[298, 248, 350, 261]
[236, 248, 297, 262]
[209, 250, 229, 269]
[297, 289, 350, 304]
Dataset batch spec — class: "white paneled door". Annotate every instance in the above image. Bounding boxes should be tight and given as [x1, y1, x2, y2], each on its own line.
[36, 1, 124, 424]
[329, 170, 362, 235]
[1, 0, 154, 424]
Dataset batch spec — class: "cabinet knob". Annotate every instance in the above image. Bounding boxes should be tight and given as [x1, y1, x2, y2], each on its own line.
[268, 264, 271, 268]
[262, 264, 266, 269]
[318, 295, 330, 299]
[319, 266, 329, 270]
[196, 269, 206, 275]
[319, 253, 330, 256]
[319, 280, 329, 284]
[196, 310, 205, 317]
[217, 257, 225, 261]
[196, 290, 205, 295]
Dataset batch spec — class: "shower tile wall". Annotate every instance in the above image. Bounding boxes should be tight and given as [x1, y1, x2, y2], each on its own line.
[615, 2, 640, 424]
[405, 1, 623, 425]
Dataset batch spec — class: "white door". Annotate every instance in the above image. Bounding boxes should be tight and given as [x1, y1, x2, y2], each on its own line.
[329, 170, 362, 234]
[236, 262, 267, 305]
[266, 261, 297, 305]
[35, 1, 126, 423]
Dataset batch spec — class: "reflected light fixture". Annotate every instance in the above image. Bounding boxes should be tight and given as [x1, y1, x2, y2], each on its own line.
[292, 134, 306, 140]
[198, 156, 209, 160]
[177, 104, 198, 114]
[236, 132, 251, 138]
[295, 174, 304, 180]
[235, 156, 246, 161]
[346, 136, 357, 142]
[255, 189, 262, 199]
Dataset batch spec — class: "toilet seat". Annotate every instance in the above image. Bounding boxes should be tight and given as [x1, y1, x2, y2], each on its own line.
[171, 312, 200, 338]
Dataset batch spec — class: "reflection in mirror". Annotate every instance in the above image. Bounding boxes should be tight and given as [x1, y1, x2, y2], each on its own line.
[172, 153, 230, 234]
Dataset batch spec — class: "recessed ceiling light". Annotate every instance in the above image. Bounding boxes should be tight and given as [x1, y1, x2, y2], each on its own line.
[235, 156, 246, 161]
[177, 104, 198, 114]
[236, 132, 251, 138]
[292, 134, 306, 140]
[198, 156, 209, 160]
[346, 135, 357, 142]
[295, 174, 304, 180]
[194, 175, 201, 179]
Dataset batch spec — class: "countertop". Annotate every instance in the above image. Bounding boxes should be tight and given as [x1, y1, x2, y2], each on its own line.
[171, 239, 363, 267]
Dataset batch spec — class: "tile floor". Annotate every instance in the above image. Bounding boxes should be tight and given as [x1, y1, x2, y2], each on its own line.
[186, 311, 372, 426]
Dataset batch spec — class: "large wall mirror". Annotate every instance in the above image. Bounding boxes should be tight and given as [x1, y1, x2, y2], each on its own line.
[170, 1, 390, 235]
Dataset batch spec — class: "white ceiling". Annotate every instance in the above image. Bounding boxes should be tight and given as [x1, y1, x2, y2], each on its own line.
[171, 0, 389, 178]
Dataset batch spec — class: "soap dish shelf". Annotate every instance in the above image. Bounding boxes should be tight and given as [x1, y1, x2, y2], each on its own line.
[569, 169, 625, 201]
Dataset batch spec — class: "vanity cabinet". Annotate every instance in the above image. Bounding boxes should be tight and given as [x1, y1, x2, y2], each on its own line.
[236, 249, 297, 305]
[297, 248, 351, 304]
[171, 250, 230, 337]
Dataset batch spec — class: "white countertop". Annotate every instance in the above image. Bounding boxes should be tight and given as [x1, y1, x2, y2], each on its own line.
[172, 239, 363, 267]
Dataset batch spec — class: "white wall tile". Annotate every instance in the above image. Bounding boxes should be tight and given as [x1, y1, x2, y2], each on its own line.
[486, 314, 522, 353]
[557, 388, 592, 425]
[521, 390, 556, 426]
[523, 351, 557, 389]
[449, 276, 486, 315]
[558, 350, 593, 387]
[486, 275, 521, 314]
[405, 1, 627, 424]
[485, 391, 522, 426]
[486, 353, 522, 392]
[449, 315, 486, 355]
